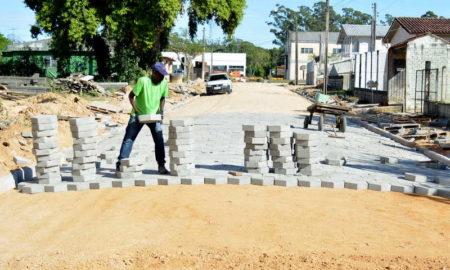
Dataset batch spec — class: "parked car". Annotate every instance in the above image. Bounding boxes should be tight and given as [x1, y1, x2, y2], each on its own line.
[205, 73, 232, 95]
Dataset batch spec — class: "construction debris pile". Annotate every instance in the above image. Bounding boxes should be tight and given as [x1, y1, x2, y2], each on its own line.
[53, 74, 106, 95]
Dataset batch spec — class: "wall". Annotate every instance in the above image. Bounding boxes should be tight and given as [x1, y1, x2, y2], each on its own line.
[193, 53, 247, 75]
[436, 103, 450, 118]
[404, 35, 450, 113]
[390, 27, 413, 46]
[354, 88, 388, 104]
[353, 50, 388, 91]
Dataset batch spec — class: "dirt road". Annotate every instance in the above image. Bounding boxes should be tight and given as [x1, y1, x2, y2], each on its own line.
[0, 83, 449, 269]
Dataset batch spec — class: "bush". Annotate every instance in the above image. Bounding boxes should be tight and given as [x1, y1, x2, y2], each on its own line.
[0, 53, 46, 76]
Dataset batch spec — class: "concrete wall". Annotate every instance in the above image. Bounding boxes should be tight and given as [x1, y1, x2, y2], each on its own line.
[341, 37, 388, 58]
[390, 27, 413, 46]
[404, 35, 450, 112]
[193, 53, 247, 75]
[436, 103, 450, 118]
[354, 88, 388, 104]
[353, 50, 388, 91]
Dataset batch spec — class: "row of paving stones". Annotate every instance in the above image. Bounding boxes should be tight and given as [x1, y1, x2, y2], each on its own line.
[17, 173, 450, 198]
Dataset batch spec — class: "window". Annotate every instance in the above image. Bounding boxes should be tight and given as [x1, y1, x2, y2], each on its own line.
[212, 65, 227, 72]
[301, 48, 313, 54]
[332, 48, 341, 54]
[229, 65, 244, 71]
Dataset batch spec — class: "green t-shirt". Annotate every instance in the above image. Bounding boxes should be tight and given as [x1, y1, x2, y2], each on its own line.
[131, 76, 169, 116]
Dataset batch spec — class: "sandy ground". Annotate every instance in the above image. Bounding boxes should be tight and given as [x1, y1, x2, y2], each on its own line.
[0, 83, 449, 269]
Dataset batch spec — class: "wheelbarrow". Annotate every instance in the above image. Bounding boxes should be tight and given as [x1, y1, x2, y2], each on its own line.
[304, 103, 351, 132]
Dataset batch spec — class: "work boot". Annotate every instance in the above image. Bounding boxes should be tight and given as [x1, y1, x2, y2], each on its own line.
[115, 161, 121, 173]
[158, 165, 170, 175]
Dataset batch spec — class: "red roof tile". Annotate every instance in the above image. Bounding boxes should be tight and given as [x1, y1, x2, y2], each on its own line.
[396, 17, 450, 35]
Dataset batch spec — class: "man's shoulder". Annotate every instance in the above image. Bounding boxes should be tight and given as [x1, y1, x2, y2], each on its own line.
[137, 76, 151, 83]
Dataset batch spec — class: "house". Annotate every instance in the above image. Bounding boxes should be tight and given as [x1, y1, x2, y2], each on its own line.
[285, 31, 341, 82]
[1, 39, 97, 78]
[338, 24, 390, 57]
[192, 53, 247, 78]
[384, 18, 450, 116]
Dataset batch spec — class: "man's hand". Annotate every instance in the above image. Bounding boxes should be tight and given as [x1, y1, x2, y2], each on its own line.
[129, 91, 140, 115]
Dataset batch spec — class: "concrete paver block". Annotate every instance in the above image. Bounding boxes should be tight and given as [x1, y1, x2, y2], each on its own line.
[437, 188, 450, 198]
[21, 183, 45, 194]
[270, 131, 293, 138]
[391, 183, 415, 193]
[245, 160, 268, 168]
[67, 182, 90, 191]
[295, 140, 319, 147]
[244, 131, 268, 138]
[414, 184, 438, 196]
[270, 137, 291, 145]
[268, 125, 291, 132]
[368, 181, 391, 192]
[33, 148, 58, 156]
[435, 176, 450, 186]
[36, 166, 60, 175]
[274, 176, 298, 187]
[272, 162, 295, 169]
[33, 136, 55, 143]
[380, 156, 399, 164]
[14, 156, 31, 165]
[272, 156, 293, 163]
[112, 179, 135, 188]
[121, 157, 145, 167]
[325, 159, 345, 166]
[74, 149, 97, 158]
[245, 155, 267, 162]
[245, 143, 268, 150]
[72, 130, 97, 139]
[244, 149, 267, 156]
[116, 171, 143, 179]
[32, 129, 57, 138]
[169, 126, 193, 133]
[73, 143, 97, 152]
[269, 150, 291, 156]
[36, 159, 61, 168]
[44, 183, 68, 193]
[269, 144, 291, 151]
[405, 173, 427, 183]
[294, 133, 316, 141]
[135, 178, 158, 187]
[37, 176, 62, 185]
[298, 164, 322, 176]
[72, 167, 97, 176]
[70, 123, 98, 133]
[274, 168, 297, 175]
[247, 168, 270, 174]
[31, 115, 57, 125]
[170, 163, 195, 171]
[295, 149, 321, 159]
[33, 140, 58, 150]
[181, 176, 204, 185]
[204, 176, 228, 185]
[251, 175, 275, 186]
[170, 169, 196, 177]
[69, 117, 95, 126]
[297, 157, 321, 165]
[73, 156, 97, 164]
[298, 179, 321, 188]
[242, 125, 266, 132]
[90, 180, 113, 189]
[321, 179, 344, 189]
[32, 122, 57, 131]
[137, 114, 161, 123]
[158, 176, 181, 185]
[344, 181, 368, 190]
[119, 164, 144, 173]
[228, 175, 251, 185]
[73, 174, 97, 182]
[74, 137, 98, 145]
[244, 137, 268, 144]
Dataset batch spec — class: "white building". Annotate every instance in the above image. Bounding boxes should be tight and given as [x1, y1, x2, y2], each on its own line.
[337, 24, 390, 57]
[285, 31, 341, 82]
[193, 53, 246, 76]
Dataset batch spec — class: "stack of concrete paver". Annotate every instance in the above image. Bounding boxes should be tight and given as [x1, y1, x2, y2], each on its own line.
[243, 125, 269, 174]
[268, 125, 296, 175]
[116, 157, 144, 179]
[294, 132, 321, 176]
[70, 117, 98, 183]
[32, 115, 62, 186]
[169, 119, 195, 176]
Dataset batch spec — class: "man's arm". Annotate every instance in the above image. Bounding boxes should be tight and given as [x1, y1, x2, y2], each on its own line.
[129, 91, 140, 115]
[159, 97, 165, 120]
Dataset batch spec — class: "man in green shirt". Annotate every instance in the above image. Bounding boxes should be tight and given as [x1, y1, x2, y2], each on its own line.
[116, 62, 170, 174]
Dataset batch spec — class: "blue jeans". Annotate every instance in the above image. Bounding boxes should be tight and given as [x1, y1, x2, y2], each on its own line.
[117, 115, 166, 167]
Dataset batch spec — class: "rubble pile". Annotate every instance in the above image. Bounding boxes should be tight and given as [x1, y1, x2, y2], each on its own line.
[53, 74, 105, 95]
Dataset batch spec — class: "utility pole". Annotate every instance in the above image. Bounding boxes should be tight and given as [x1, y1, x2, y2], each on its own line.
[371, 3, 377, 51]
[295, 18, 299, 85]
[323, 0, 330, 94]
[201, 27, 206, 80]
[209, 24, 213, 75]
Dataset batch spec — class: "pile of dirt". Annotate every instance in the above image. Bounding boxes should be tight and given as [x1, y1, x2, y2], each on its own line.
[0, 93, 95, 178]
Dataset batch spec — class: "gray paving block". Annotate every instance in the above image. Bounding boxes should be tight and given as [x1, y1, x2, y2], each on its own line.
[244, 131, 268, 138]
[294, 133, 316, 141]
[170, 163, 195, 171]
[270, 137, 291, 145]
[368, 181, 391, 192]
[21, 132, 33, 138]
[72, 162, 96, 170]
[73, 167, 96, 176]
[269, 144, 291, 151]
[295, 149, 321, 159]
[380, 156, 399, 164]
[72, 130, 97, 139]
[67, 182, 91, 191]
[298, 164, 322, 176]
[32, 122, 57, 131]
[268, 150, 290, 156]
[33, 148, 58, 156]
[321, 179, 344, 189]
[73, 143, 97, 152]
[18, 182, 33, 191]
[74, 137, 98, 145]
[36, 159, 61, 168]
[244, 137, 268, 144]
[73, 156, 98, 164]
[344, 181, 368, 190]
[158, 176, 181, 185]
[36, 166, 60, 175]
[244, 149, 267, 156]
[32, 129, 57, 138]
[405, 173, 427, 183]
[31, 115, 57, 125]
[116, 171, 143, 179]
[245, 160, 268, 168]
[270, 131, 293, 138]
[120, 157, 145, 167]
[181, 176, 204, 185]
[274, 168, 298, 175]
[298, 178, 321, 188]
[33, 136, 54, 144]
[437, 188, 450, 198]
[112, 179, 135, 188]
[73, 174, 97, 182]
[204, 176, 228, 185]
[168, 132, 192, 140]
[137, 114, 161, 123]
[242, 125, 266, 132]
[245, 143, 268, 150]
[414, 184, 439, 196]
[170, 169, 196, 177]
[169, 126, 193, 133]
[434, 176, 450, 186]
[44, 183, 68, 192]
[37, 176, 62, 185]
[245, 155, 267, 162]
[391, 183, 415, 193]
[272, 156, 294, 163]
[274, 176, 298, 187]
[69, 117, 95, 126]
[14, 156, 31, 165]
[21, 183, 45, 194]
[297, 157, 321, 165]
[70, 123, 98, 133]
[247, 168, 270, 174]
[170, 119, 194, 127]
[135, 178, 158, 187]
[272, 162, 295, 169]
[74, 149, 97, 158]
[119, 164, 144, 173]
[295, 140, 319, 147]
[36, 153, 62, 163]
[251, 175, 275, 186]
[268, 125, 291, 132]
[89, 180, 113, 189]
[228, 175, 251, 185]
[325, 159, 345, 166]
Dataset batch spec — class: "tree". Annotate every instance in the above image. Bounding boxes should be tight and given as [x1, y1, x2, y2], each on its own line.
[421, 11, 445, 18]
[25, 0, 246, 81]
[168, 30, 203, 80]
[0, 33, 12, 51]
[340, 8, 372, 25]
[308, 1, 340, 32]
[266, 4, 304, 47]
[381, 14, 394, 26]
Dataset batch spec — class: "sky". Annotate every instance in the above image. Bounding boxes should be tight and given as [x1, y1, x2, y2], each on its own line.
[1, 0, 449, 49]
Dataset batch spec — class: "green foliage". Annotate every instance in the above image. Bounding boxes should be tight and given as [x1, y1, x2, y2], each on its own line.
[168, 30, 203, 79]
[421, 11, 445, 18]
[266, 1, 372, 46]
[0, 33, 12, 51]
[0, 53, 46, 76]
[381, 14, 394, 26]
[25, 0, 246, 80]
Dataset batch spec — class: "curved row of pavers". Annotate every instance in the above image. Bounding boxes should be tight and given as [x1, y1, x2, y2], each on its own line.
[17, 174, 450, 198]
